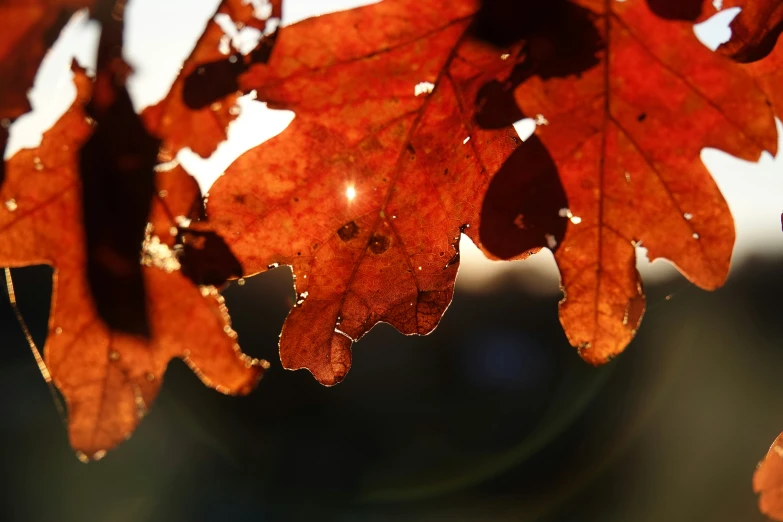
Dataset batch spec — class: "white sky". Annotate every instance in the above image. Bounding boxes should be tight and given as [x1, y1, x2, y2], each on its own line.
[5, 1, 782, 294]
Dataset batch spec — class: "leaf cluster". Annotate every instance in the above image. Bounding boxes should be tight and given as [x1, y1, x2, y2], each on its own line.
[2, 2, 783, 517]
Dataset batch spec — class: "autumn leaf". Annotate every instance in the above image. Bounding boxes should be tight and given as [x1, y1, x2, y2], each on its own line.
[141, 0, 281, 159]
[712, 1, 783, 124]
[0, 0, 94, 120]
[717, 0, 783, 63]
[755, 431, 783, 521]
[203, 0, 566, 385]
[0, 0, 95, 198]
[200, 0, 778, 383]
[0, 6, 265, 455]
[473, 0, 777, 364]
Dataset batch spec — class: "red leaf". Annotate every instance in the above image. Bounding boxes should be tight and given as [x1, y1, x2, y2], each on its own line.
[717, 0, 783, 63]
[480, 0, 776, 363]
[718, 2, 783, 127]
[0, 0, 94, 120]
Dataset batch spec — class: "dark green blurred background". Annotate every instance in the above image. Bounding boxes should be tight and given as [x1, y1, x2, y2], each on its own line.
[0, 258, 781, 521]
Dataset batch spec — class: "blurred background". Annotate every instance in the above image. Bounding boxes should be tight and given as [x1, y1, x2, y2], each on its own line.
[2, 1, 783, 521]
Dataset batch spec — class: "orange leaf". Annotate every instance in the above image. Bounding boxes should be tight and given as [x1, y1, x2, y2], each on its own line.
[0, 56, 264, 455]
[718, 0, 783, 62]
[755, 432, 783, 521]
[480, 0, 777, 363]
[0, 0, 95, 203]
[141, 0, 281, 159]
[206, 0, 777, 383]
[205, 0, 571, 385]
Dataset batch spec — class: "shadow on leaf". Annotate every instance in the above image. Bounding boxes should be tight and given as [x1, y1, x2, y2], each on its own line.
[479, 136, 567, 260]
[473, 0, 603, 129]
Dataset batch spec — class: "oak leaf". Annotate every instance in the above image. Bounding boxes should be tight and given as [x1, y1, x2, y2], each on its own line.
[0, 0, 94, 120]
[205, 0, 548, 385]
[141, 0, 281, 159]
[203, 0, 777, 382]
[474, 0, 777, 363]
[0, 61, 265, 456]
[717, 0, 783, 63]
[0, 0, 95, 193]
[716, 2, 783, 120]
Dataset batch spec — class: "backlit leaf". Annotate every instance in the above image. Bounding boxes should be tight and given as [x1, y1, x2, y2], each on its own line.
[205, 0, 776, 381]
[0, 6, 265, 455]
[205, 0, 556, 385]
[476, 0, 777, 363]
[717, 0, 783, 62]
[141, 0, 281, 159]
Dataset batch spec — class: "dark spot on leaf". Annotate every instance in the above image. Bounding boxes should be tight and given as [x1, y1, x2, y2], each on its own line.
[338, 220, 359, 241]
[637, 112, 647, 122]
[418, 289, 447, 305]
[368, 234, 390, 254]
